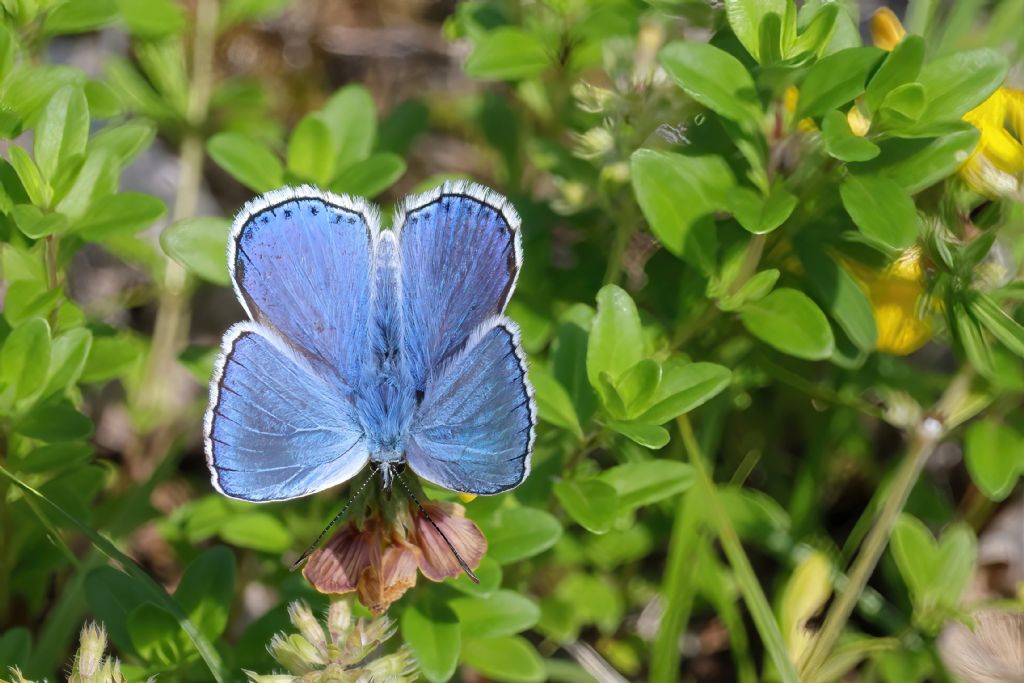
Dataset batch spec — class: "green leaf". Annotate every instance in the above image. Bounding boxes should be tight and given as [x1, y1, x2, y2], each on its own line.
[11, 204, 68, 239]
[552, 306, 597, 424]
[286, 114, 334, 185]
[797, 246, 877, 352]
[553, 478, 617, 534]
[659, 41, 762, 125]
[75, 192, 167, 241]
[0, 627, 30, 671]
[43, 0, 117, 35]
[14, 442, 93, 474]
[329, 153, 406, 198]
[207, 132, 284, 192]
[160, 217, 231, 286]
[599, 460, 695, 511]
[34, 85, 89, 182]
[877, 82, 926, 129]
[865, 35, 924, 112]
[175, 546, 236, 641]
[631, 149, 734, 270]
[449, 556, 503, 598]
[850, 127, 980, 194]
[528, 366, 582, 439]
[116, 0, 185, 38]
[724, 0, 786, 62]
[615, 359, 661, 417]
[1, 317, 51, 400]
[480, 507, 562, 565]
[790, 2, 839, 58]
[840, 174, 918, 250]
[719, 269, 780, 312]
[128, 603, 182, 666]
[451, 590, 540, 639]
[795, 47, 884, 119]
[84, 566, 151, 655]
[970, 294, 1024, 358]
[322, 85, 377, 171]
[80, 333, 143, 383]
[88, 121, 156, 167]
[964, 420, 1023, 501]
[55, 149, 118, 219]
[219, 512, 291, 553]
[462, 636, 545, 683]
[402, 599, 460, 683]
[607, 420, 669, 448]
[13, 399, 93, 441]
[2, 280, 61, 326]
[637, 361, 732, 424]
[822, 110, 880, 162]
[8, 145, 50, 207]
[587, 285, 644, 388]
[728, 184, 798, 234]
[740, 288, 834, 360]
[915, 48, 1007, 127]
[465, 28, 552, 81]
[43, 327, 92, 397]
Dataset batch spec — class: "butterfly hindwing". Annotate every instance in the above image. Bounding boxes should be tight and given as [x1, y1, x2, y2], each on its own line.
[407, 317, 536, 494]
[395, 181, 522, 389]
[230, 186, 377, 386]
[205, 323, 369, 502]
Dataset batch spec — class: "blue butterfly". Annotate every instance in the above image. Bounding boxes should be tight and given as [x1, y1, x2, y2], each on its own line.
[204, 181, 536, 505]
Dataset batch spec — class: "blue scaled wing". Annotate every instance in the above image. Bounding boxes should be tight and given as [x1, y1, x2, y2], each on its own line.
[407, 317, 536, 495]
[205, 322, 369, 502]
[395, 181, 522, 389]
[230, 186, 377, 386]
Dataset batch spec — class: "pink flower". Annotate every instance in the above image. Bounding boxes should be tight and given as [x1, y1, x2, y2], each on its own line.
[303, 498, 486, 614]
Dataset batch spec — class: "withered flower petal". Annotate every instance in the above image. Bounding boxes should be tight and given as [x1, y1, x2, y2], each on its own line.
[357, 542, 419, 615]
[413, 502, 487, 582]
[303, 524, 379, 594]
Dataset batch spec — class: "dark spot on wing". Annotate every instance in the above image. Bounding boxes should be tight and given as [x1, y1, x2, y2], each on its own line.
[310, 205, 319, 216]
[283, 209, 292, 219]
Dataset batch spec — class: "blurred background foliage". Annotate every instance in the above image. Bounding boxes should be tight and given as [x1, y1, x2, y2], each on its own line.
[0, 0, 1023, 681]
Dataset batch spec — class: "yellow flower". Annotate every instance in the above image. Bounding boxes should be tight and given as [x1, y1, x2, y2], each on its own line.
[846, 248, 933, 355]
[871, 8, 907, 52]
[868, 8, 1024, 198]
[960, 87, 1024, 198]
[783, 85, 816, 132]
[847, 105, 871, 137]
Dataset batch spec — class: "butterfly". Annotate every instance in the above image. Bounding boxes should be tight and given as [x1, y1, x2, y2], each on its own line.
[203, 181, 537, 515]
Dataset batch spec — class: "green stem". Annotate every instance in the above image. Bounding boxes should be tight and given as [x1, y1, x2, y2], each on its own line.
[603, 219, 633, 286]
[675, 415, 802, 683]
[729, 233, 767, 295]
[136, 0, 217, 425]
[796, 419, 943, 679]
[650, 486, 704, 682]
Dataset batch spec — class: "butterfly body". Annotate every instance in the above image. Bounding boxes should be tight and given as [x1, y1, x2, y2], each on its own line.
[205, 182, 536, 503]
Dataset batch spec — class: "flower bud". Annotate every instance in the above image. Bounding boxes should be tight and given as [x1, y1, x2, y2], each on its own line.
[287, 601, 327, 656]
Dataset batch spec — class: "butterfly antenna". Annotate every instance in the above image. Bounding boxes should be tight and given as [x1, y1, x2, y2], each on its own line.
[290, 465, 379, 571]
[395, 471, 480, 584]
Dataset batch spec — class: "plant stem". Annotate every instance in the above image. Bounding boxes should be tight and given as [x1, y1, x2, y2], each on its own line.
[797, 419, 943, 679]
[136, 0, 217, 431]
[729, 233, 767, 295]
[651, 486, 704, 682]
[675, 415, 802, 683]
